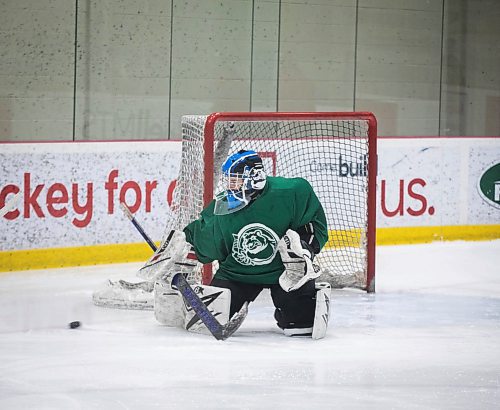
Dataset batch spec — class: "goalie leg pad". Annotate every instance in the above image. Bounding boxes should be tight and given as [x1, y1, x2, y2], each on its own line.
[312, 282, 331, 340]
[274, 281, 331, 339]
[93, 280, 154, 310]
[181, 284, 231, 336]
[154, 279, 184, 327]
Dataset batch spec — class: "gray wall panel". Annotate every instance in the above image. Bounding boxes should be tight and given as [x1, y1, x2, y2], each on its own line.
[0, 0, 498, 140]
[356, 0, 443, 135]
[278, 1, 356, 111]
[0, 1, 74, 140]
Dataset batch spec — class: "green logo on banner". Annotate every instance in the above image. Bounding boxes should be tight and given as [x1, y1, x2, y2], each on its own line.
[478, 163, 500, 209]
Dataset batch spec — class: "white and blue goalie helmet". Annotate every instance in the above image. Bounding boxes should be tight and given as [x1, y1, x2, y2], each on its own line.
[214, 150, 267, 215]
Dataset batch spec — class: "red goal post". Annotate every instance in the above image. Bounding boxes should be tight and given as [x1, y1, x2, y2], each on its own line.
[170, 112, 377, 292]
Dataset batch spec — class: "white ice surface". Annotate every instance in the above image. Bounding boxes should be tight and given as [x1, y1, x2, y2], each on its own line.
[1, 241, 499, 409]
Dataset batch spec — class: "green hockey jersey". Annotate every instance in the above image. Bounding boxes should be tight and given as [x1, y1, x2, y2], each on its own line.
[183, 176, 328, 285]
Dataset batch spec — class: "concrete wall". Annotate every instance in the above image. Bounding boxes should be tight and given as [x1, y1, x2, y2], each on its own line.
[75, 1, 173, 141]
[441, 0, 500, 136]
[356, 0, 443, 136]
[0, 0, 75, 140]
[0, 0, 499, 141]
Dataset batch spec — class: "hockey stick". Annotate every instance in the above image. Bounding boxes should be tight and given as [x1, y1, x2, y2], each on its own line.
[121, 205, 248, 340]
[0, 192, 21, 218]
[172, 273, 248, 341]
[120, 202, 158, 251]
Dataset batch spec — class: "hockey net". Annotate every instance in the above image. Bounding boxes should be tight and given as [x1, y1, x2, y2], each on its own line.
[163, 112, 377, 292]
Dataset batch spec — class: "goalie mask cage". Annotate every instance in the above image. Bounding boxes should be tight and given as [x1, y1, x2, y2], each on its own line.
[167, 112, 377, 292]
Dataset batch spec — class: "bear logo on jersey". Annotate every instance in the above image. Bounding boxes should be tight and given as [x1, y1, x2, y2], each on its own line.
[232, 223, 280, 266]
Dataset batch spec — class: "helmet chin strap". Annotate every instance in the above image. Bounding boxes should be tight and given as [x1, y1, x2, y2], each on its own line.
[247, 181, 265, 201]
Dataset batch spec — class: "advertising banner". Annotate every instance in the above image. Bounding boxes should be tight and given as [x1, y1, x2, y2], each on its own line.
[1, 141, 180, 251]
[377, 137, 499, 228]
[1, 137, 499, 270]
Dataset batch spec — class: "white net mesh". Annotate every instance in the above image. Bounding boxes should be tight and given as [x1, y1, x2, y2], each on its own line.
[164, 113, 375, 290]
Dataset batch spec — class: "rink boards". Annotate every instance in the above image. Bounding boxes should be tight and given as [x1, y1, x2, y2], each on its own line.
[1, 136, 499, 270]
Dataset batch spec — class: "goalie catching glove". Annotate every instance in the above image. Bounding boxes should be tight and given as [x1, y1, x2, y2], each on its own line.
[278, 229, 321, 292]
[138, 229, 199, 284]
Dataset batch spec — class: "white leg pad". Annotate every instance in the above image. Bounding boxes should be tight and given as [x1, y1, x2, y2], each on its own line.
[182, 284, 231, 336]
[312, 282, 331, 340]
[154, 280, 232, 335]
[93, 280, 154, 310]
[154, 279, 184, 327]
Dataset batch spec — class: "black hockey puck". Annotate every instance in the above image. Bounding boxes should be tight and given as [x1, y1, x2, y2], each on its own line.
[69, 321, 81, 329]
